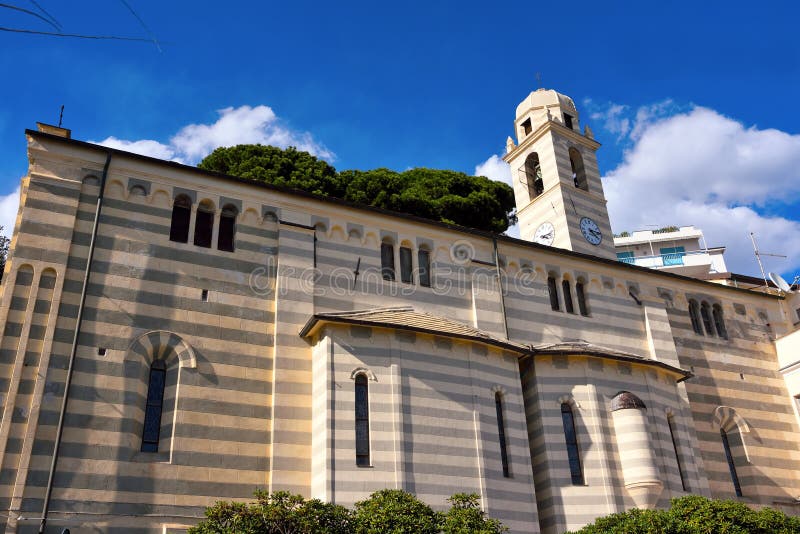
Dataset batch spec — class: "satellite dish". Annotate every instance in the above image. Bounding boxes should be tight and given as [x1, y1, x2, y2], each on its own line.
[769, 272, 792, 292]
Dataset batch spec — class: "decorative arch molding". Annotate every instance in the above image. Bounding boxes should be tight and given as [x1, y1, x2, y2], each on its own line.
[123, 330, 195, 462]
[557, 394, 580, 409]
[611, 390, 646, 411]
[713, 405, 749, 434]
[490, 384, 508, 397]
[713, 405, 752, 469]
[126, 330, 197, 369]
[350, 367, 377, 382]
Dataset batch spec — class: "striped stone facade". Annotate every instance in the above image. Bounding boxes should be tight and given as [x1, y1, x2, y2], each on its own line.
[0, 123, 798, 533]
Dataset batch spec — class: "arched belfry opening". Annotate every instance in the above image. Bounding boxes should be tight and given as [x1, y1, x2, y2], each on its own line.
[524, 152, 544, 199]
[569, 147, 588, 191]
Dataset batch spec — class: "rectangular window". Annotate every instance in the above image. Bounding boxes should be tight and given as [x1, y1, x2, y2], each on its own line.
[616, 251, 635, 264]
[576, 282, 589, 316]
[218, 215, 235, 252]
[194, 210, 214, 248]
[563, 113, 574, 129]
[355, 375, 370, 467]
[418, 249, 431, 287]
[561, 403, 584, 485]
[548, 277, 560, 311]
[720, 428, 743, 497]
[660, 246, 686, 266]
[399, 247, 413, 284]
[169, 204, 191, 243]
[141, 362, 166, 452]
[562, 280, 575, 314]
[668, 415, 688, 491]
[495, 393, 510, 477]
[381, 243, 395, 281]
[521, 118, 532, 135]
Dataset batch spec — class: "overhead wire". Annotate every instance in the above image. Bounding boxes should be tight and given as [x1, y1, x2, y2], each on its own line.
[0, 26, 159, 43]
[26, 0, 60, 30]
[118, 0, 161, 51]
[1, 1, 163, 48]
[0, 2, 59, 31]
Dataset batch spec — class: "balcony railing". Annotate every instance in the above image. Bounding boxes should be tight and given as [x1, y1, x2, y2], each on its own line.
[617, 250, 713, 269]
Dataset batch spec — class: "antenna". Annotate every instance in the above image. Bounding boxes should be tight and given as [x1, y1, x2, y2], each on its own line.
[57, 105, 64, 128]
[750, 232, 787, 293]
[769, 272, 792, 293]
[535, 72, 542, 89]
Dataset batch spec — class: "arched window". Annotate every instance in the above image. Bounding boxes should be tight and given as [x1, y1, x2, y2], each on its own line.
[548, 275, 560, 311]
[141, 360, 167, 452]
[129, 184, 147, 197]
[720, 428, 743, 497]
[688, 300, 703, 335]
[194, 201, 215, 248]
[169, 195, 192, 243]
[495, 392, 510, 477]
[355, 374, 370, 466]
[569, 147, 588, 191]
[217, 204, 238, 252]
[524, 152, 544, 199]
[713, 304, 727, 339]
[562, 279, 575, 314]
[381, 241, 395, 281]
[399, 246, 413, 284]
[700, 302, 715, 336]
[418, 248, 431, 287]
[561, 403, 584, 485]
[576, 280, 589, 316]
[667, 414, 687, 491]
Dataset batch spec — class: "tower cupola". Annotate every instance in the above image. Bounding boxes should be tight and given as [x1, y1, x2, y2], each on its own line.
[514, 89, 580, 143]
[503, 87, 615, 260]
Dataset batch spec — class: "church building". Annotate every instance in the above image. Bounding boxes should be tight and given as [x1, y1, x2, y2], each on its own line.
[1, 88, 799, 533]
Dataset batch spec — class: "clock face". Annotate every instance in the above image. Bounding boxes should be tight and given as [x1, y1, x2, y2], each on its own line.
[534, 222, 555, 246]
[580, 217, 602, 245]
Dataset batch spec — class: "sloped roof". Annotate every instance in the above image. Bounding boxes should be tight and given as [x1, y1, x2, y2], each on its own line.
[531, 340, 692, 380]
[300, 306, 528, 353]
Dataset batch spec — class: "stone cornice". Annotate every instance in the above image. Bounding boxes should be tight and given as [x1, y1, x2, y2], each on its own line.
[503, 120, 601, 163]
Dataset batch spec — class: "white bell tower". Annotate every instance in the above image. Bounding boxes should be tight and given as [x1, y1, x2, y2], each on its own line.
[503, 88, 616, 260]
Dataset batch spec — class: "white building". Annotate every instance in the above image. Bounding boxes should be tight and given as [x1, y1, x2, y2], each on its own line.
[613, 226, 728, 278]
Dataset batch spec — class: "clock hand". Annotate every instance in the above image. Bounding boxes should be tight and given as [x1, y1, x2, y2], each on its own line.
[589, 229, 601, 238]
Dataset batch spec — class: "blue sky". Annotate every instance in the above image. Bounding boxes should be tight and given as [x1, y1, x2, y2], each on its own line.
[1, 0, 799, 277]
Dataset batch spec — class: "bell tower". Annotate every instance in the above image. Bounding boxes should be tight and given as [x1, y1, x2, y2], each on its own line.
[503, 88, 616, 260]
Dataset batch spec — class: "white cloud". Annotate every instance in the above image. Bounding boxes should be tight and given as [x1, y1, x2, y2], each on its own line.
[96, 137, 180, 162]
[92, 105, 334, 165]
[0, 185, 20, 236]
[474, 154, 519, 237]
[589, 103, 631, 140]
[475, 154, 512, 186]
[603, 105, 800, 275]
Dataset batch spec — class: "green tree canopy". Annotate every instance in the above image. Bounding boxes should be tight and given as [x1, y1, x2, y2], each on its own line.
[440, 493, 508, 534]
[188, 490, 352, 534]
[567, 495, 800, 534]
[188, 489, 507, 534]
[352, 489, 440, 534]
[0, 226, 9, 284]
[198, 145, 517, 233]
[198, 145, 340, 197]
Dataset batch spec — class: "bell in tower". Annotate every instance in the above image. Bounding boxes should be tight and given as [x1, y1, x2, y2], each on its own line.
[503, 88, 616, 260]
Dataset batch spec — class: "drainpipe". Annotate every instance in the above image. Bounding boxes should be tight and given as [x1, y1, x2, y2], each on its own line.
[39, 153, 112, 533]
[493, 237, 509, 339]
